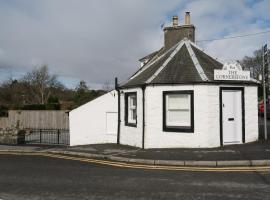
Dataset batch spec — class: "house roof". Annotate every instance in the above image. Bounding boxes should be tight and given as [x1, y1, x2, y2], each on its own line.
[138, 50, 160, 62]
[120, 38, 256, 88]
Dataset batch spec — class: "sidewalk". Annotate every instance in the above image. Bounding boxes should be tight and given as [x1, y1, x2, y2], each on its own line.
[0, 140, 270, 166]
[67, 140, 270, 161]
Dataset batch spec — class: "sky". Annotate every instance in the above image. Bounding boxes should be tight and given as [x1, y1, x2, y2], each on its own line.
[0, 0, 269, 89]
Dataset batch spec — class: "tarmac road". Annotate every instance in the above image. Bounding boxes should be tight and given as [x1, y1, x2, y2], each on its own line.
[0, 154, 270, 200]
[258, 116, 270, 139]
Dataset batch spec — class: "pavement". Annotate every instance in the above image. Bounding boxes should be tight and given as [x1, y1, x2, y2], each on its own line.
[1, 139, 270, 167]
[1, 154, 270, 200]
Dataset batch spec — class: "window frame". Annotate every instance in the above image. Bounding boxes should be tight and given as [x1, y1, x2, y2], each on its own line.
[163, 90, 194, 132]
[125, 92, 137, 127]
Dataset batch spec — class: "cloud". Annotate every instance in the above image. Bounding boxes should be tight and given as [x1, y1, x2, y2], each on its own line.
[180, 0, 270, 60]
[0, 0, 269, 88]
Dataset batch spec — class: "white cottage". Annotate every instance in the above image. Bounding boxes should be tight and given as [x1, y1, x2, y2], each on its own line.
[70, 12, 258, 148]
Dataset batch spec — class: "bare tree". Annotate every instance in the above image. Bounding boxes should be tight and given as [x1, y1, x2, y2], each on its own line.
[75, 80, 89, 92]
[22, 65, 63, 104]
[240, 49, 269, 80]
[102, 81, 113, 91]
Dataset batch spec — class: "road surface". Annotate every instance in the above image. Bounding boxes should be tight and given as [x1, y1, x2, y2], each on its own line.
[0, 154, 270, 200]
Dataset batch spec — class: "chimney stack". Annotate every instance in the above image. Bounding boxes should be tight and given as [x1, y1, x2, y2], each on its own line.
[185, 12, 190, 25]
[163, 12, 195, 50]
[172, 16, 178, 27]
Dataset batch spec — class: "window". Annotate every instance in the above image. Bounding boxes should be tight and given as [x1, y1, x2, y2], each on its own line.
[125, 92, 137, 127]
[163, 90, 194, 132]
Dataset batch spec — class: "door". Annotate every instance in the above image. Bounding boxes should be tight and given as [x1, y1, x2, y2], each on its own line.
[222, 90, 242, 145]
[106, 112, 118, 135]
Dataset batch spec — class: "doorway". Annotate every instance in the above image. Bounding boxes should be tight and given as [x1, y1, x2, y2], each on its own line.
[220, 87, 245, 145]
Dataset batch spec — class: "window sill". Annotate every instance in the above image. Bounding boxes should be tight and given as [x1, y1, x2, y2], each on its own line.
[163, 126, 194, 133]
[125, 122, 137, 127]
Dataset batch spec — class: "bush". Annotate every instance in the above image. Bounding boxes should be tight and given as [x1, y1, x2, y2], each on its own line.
[47, 96, 59, 104]
[0, 105, 8, 117]
[21, 104, 47, 110]
[45, 103, 60, 110]
[16, 103, 60, 110]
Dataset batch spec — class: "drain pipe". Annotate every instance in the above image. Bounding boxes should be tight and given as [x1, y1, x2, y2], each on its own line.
[115, 77, 121, 145]
[141, 85, 146, 149]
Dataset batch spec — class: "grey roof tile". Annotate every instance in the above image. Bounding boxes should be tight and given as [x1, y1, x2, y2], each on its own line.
[191, 44, 223, 81]
[151, 45, 202, 83]
[122, 47, 175, 87]
[121, 39, 256, 88]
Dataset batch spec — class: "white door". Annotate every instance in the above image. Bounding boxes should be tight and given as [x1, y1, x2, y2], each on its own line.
[222, 90, 242, 145]
[106, 112, 118, 135]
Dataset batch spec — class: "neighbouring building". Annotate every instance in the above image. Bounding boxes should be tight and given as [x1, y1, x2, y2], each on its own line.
[69, 12, 259, 148]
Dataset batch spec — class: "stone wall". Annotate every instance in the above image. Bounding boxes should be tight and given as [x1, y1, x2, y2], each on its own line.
[0, 120, 25, 145]
[0, 128, 25, 145]
[163, 25, 195, 50]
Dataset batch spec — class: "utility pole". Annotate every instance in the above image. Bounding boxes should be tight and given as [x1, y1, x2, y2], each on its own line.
[262, 44, 268, 140]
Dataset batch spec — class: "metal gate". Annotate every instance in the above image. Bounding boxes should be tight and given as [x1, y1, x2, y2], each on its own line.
[25, 129, 70, 145]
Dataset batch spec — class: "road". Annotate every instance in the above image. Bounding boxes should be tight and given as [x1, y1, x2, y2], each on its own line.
[258, 116, 270, 139]
[0, 155, 270, 200]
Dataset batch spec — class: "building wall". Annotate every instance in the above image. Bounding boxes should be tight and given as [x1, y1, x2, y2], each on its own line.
[244, 86, 258, 142]
[119, 87, 143, 148]
[144, 85, 218, 148]
[143, 84, 258, 148]
[69, 84, 258, 148]
[69, 90, 118, 146]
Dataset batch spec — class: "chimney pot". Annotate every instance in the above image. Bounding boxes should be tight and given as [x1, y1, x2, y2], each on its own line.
[185, 12, 190, 25]
[172, 16, 178, 27]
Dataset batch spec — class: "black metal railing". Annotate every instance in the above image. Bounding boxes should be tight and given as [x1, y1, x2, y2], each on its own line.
[25, 129, 69, 145]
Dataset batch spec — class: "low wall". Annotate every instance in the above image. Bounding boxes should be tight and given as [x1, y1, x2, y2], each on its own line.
[0, 128, 25, 145]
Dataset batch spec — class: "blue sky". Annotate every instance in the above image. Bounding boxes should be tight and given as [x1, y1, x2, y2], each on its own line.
[0, 0, 269, 89]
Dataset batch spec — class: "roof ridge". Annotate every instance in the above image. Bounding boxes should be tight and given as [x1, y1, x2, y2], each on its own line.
[189, 41, 224, 64]
[128, 42, 181, 81]
[139, 49, 160, 62]
[145, 40, 185, 84]
[185, 41, 209, 81]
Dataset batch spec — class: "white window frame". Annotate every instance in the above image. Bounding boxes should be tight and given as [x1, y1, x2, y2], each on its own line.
[163, 90, 194, 132]
[125, 92, 137, 127]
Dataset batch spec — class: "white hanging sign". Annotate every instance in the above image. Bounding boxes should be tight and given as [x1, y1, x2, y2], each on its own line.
[214, 61, 250, 81]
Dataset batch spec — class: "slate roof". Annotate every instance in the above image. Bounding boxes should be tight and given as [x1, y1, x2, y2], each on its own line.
[120, 38, 255, 88]
[151, 45, 202, 84]
[138, 50, 160, 62]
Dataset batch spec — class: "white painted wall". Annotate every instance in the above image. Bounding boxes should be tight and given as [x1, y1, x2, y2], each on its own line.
[69, 84, 258, 148]
[143, 85, 258, 148]
[119, 87, 143, 148]
[245, 86, 258, 143]
[69, 90, 118, 146]
[144, 85, 219, 148]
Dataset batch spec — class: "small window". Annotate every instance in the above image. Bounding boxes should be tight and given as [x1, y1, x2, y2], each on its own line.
[163, 91, 194, 132]
[125, 92, 137, 127]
